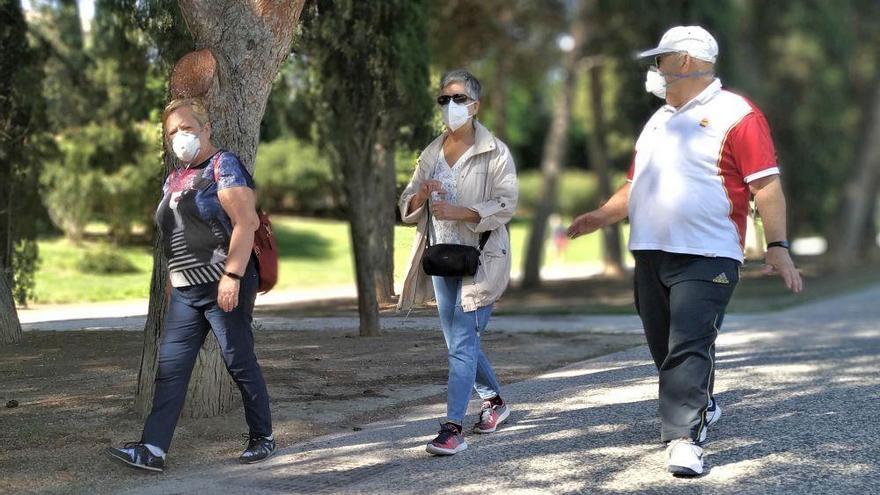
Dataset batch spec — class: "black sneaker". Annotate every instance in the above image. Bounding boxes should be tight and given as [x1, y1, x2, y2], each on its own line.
[105, 442, 165, 473]
[239, 434, 276, 464]
[698, 397, 722, 443]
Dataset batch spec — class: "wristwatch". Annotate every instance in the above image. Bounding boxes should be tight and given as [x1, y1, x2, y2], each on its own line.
[766, 240, 790, 250]
[223, 271, 242, 280]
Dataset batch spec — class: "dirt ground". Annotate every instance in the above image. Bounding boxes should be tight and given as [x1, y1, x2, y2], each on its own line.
[0, 326, 643, 494]
[7, 259, 872, 494]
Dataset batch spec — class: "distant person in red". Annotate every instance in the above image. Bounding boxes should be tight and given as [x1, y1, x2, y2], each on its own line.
[550, 214, 569, 260]
[568, 26, 802, 476]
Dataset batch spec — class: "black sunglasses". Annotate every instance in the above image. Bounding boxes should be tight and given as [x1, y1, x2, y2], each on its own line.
[436, 94, 470, 106]
[654, 53, 685, 67]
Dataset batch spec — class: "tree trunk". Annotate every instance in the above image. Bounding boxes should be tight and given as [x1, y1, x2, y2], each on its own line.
[347, 189, 382, 336]
[175, 0, 306, 174]
[301, 0, 431, 334]
[57, 0, 84, 51]
[0, 271, 21, 345]
[831, 67, 880, 268]
[135, 232, 168, 416]
[490, 56, 509, 142]
[1, 174, 20, 345]
[586, 60, 625, 277]
[342, 126, 383, 335]
[0, 0, 38, 344]
[522, 14, 585, 288]
[490, 6, 513, 141]
[372, 127, 397, 305]
[136, 0, 305, 419]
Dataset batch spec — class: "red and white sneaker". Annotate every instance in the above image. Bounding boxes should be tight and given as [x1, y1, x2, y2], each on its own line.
[473, 400, 510, 434]
[426, 422, 467, 455]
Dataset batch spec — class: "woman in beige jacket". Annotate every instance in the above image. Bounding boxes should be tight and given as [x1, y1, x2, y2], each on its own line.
[398, 70, 518, 456]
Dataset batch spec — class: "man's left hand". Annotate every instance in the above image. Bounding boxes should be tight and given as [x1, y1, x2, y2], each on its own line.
[762, 247, 803, 293]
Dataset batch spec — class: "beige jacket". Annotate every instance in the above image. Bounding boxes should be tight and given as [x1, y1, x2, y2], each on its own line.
[397, 121, 519, 312]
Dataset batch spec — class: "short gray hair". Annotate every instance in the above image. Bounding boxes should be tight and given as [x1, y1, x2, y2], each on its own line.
[439, 69, 481, 101]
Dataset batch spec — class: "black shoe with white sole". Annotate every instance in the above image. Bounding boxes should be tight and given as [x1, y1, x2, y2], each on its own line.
[239, 434, 276, 464]
[698, 397, 722, 444]
[105, 443, 165, 473]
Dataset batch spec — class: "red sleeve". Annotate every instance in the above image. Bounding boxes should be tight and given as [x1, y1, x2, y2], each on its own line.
[726, 110, 778, 181]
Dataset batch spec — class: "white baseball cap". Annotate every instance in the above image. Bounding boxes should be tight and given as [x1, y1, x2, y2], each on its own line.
[637, 26, 719, 63]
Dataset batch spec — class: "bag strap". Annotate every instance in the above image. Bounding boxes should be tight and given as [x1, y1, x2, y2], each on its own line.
[477, 157, 492, 250]
[424, 199, 491, 251]
[478, 230, 491, 251]
[425, 200, 437, 247]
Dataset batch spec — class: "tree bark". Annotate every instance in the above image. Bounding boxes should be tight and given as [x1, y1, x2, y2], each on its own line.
[522, 11, 585, 288]
[0, 0, 34, 345]
[136, 0, 305, 419]
[0, 271, 21, 345]
[490, 53, 510, 142]
[1, 171, 20, 345]
[586, 60, 625, 277]
[325, 114, 382, 336]
[371, 126, 397, 305]
[57, 0, 85, 51]
[345, 126, 383, 335]
[831, 67, 880, 269]
[175, 0, 305, 173]
[350, 210, 382, 336]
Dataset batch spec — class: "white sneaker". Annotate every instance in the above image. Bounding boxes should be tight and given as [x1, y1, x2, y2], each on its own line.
[698, 398, 722, 443]
[667, 438, 704, 476]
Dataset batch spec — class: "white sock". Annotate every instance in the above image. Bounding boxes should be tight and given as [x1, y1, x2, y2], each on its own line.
[144, 443, 166, 459]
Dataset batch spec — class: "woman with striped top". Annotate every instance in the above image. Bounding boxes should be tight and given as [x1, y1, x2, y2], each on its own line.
[106, 98, 274, 472]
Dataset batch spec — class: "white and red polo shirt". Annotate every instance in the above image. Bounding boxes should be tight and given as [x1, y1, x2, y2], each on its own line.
[627, 78, 779, 263]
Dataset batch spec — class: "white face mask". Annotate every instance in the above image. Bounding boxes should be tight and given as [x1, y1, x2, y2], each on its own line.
[172, 130, 202, 164]
[645, 64, 715, 100]
[645, 67, 668, 99]
[442, 100, 475, 132]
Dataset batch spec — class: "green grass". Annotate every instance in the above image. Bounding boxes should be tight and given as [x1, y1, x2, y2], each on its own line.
[34, 238, 155, 304]
[33, 216, 616, 304]
[30, 217, 880, 313]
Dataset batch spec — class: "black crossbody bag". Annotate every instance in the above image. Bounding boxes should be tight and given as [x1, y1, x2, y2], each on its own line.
[421, 200, 491, 277]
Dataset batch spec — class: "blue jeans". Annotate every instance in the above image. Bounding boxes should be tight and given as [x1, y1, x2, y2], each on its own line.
[432, 276, 503, 424]
[141, 260, 272, 452]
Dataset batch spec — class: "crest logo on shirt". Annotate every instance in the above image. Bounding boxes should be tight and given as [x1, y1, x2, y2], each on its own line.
[699, 118, 710, 127]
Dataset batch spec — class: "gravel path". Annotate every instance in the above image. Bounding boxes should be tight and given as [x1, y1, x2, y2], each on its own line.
[122, 285, 880, 494]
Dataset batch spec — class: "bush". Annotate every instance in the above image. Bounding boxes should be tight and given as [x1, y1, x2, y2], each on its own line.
[518, 170, 594, 218]
[10, 240, 39, 306]
[96, 121, 164, 243]
[254, 138, 431, 217]
[76, 248, 139, 274]
[254, 138, 339, 216]
[395, 148, 420, 191]
[41, 121, 162, 243]
[517, 170, 628, 218]
[41, 123, 117, 241]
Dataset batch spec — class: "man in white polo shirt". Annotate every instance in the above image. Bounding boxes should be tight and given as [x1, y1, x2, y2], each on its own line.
[568, 26, 802, 476]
